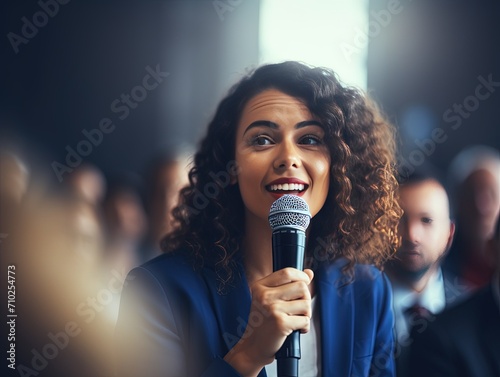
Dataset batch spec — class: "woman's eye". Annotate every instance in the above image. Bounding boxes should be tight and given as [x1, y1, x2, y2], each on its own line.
[251, 135, 273, 146]
[300, 135, 322, 145]
[422, 217, 433, 224]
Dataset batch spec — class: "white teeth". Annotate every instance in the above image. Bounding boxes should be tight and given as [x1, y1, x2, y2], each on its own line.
[269, 183, 305, 192]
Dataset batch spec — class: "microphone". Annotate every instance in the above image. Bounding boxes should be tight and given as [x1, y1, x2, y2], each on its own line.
[268, 194, 311, 377]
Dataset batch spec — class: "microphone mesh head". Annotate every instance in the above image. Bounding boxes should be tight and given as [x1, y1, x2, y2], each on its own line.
[268, 194, 311, 231]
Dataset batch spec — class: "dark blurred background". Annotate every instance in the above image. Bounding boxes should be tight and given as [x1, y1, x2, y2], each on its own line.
[1, 0, 260, 179]
[368, 0, 500, 175]
[1, 0, 498, 181]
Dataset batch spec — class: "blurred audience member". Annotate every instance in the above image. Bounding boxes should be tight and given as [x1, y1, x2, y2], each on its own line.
[67, 197, 106, 274]
[385, 173, 462, 377]
[0, 150, 29, 204]
[59, 163, 107, 270]
[0, 150, 30, 234]
[141, 151, 190, 260]
[102, 173, 146, 277]
[64, 163, 107, 206]
[444, 145, 500, 289]
[410, 216, 500, 377]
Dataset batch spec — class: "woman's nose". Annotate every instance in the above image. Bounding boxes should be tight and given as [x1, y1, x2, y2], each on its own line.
[273, 139, 301, 170]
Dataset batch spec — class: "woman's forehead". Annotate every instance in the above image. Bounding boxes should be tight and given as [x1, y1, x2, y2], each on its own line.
[243, 89, 308, 111]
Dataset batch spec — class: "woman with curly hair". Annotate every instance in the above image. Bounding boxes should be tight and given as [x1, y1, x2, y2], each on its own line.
[115, 61, 401, 377]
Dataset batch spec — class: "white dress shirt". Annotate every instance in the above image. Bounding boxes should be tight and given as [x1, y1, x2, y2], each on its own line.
[390, 268, 446, 344]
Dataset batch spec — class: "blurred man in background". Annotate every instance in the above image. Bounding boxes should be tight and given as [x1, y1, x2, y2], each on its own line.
[385, 173, 462, 377]
[410, 216, 500, 377]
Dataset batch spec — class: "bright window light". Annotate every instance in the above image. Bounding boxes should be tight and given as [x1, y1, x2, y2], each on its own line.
[259, 0, 369, 90]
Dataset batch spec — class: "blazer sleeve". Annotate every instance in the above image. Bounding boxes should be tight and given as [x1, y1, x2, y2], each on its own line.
[114, 266, 244, 377]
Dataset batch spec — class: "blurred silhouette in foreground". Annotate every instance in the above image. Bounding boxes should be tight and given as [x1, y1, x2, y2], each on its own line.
[1, 151, 130, 376]
[8, 189, 113, 377]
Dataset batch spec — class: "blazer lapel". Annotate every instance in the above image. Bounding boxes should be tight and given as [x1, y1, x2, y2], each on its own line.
[317, 263, 354, 376]
[200, 264, 268, 376]
[201, 265, 251, 352]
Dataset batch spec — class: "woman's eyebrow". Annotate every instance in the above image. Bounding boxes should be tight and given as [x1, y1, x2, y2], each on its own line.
[295, 120, 322, 129]
[243, 120, 278, 135]
[243, 120, 321, 135]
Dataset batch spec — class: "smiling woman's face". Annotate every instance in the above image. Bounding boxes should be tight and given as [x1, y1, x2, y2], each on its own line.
[234, 88, 331, 225]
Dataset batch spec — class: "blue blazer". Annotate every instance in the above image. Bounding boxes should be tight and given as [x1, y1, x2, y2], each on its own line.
[115, 252, 395, 377]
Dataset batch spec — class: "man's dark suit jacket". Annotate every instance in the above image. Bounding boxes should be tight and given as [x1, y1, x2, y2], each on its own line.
[392, 269, 470, 377]
[115, 251, 395, 377]
[409, 284, 500, 377]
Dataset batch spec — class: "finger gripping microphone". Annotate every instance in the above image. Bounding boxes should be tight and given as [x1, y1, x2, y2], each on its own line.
[268, 194, 311, 377]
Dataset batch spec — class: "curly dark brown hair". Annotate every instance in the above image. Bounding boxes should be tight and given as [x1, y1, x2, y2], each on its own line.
[162, 61, 402, 288]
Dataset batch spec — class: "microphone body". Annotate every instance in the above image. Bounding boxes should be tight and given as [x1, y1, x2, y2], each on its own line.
[268, 195, 311, 377]
[272, 228, 305, 377]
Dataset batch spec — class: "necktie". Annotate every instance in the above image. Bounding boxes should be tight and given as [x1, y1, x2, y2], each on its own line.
[405, 304, 434, 336]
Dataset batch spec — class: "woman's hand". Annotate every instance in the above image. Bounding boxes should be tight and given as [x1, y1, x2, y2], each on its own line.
[224, 268, 314, 377]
